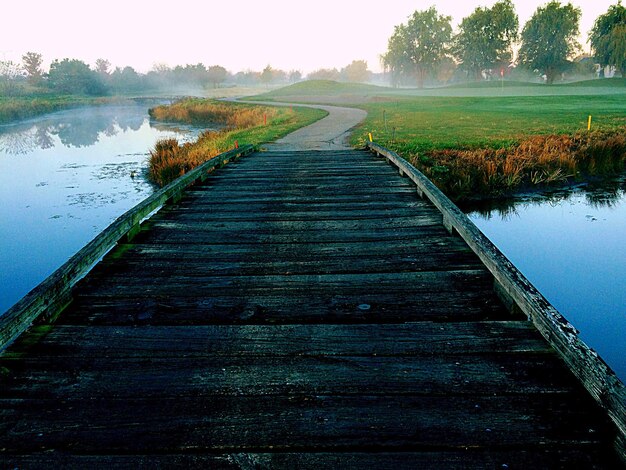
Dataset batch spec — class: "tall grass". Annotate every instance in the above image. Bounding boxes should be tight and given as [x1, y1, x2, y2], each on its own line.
[409, 129, 626, 199]
[149, 99, 279, 128]
[149, 100, 326, 186]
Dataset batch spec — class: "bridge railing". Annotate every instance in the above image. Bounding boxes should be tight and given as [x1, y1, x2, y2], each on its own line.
[367, 141, 625, 458]
[0, 144, 256, 350]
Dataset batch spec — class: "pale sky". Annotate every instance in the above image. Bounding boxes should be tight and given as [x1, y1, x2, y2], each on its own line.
[1, 0, 618, 74]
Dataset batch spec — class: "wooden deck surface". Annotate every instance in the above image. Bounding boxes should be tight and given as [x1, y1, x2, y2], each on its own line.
[0, 149, 622, 468]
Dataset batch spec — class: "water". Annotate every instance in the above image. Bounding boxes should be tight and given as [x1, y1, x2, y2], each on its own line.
[0, 102, 203, 313]
[465, 181, 626, 382]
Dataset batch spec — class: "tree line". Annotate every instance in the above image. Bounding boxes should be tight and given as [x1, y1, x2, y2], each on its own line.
[382, 0, 625, 86]
[1, 54, 373, 97]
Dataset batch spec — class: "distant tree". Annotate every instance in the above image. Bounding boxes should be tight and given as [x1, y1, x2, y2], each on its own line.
[590, 1, 626, 77]
[151, 63, 171, 75]
[207, 65, 228, 88]
[0, 60, 23, 95]
[179, 63, 209, 86]
[48, 58, 107, 95]
[289, 70, 302, 83]
[260, 65, 274, 87]
[271, 68, 288, 84]
[382, 7, 453, 88]
[342, 60, 370, 83]
[234, 70, 261, 85]
[381, 24, 414, 87]
[519, 1, 581, 84]
[306, 68, 341, 81]
[95, 58, 111, 76]
[110, 66, 142, 93]
[21, 52, 44, 85]
[454, 0, 518, 80]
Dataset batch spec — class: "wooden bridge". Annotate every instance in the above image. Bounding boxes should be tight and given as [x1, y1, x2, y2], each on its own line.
[0, 144, 624, 468]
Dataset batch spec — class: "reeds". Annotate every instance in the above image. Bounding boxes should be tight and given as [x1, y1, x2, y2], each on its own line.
[149, 99, 278, 129]
[410, 128, 626, 200]
[148, 100, 296, 186]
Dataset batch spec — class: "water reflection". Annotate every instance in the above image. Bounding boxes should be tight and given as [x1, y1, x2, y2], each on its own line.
[0, 102, 202, 315]
[0, 105, 148, 154]
[462, 176, 626, 218]
[465, 177, 626, 382]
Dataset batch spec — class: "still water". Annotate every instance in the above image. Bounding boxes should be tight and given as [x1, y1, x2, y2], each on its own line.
[0, 102, 201, 313]
[465, 182, 626, 382]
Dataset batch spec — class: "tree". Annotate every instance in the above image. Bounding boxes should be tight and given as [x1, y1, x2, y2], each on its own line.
[306, 68, 341, 81]
[590, 1, 626, 77]
[454, 0, 518, 80]
[22, 52, 44, 85]
[48, 58, 107, 95]
[382, 7, 453, 88]
[95, 58, 111, 76]
[342, 60, 370, 83]
[382, 24, 414, 87]
[0, 60, 23, 95]
[518, 1, 581, 84]
[207, 65, 228, 88]
[260, 65, 274, 87]
[110, 66, 142, 93]
[289, 70, 302, 83]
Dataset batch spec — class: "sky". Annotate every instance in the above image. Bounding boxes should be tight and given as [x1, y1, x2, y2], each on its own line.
[0, 0, 618, 75]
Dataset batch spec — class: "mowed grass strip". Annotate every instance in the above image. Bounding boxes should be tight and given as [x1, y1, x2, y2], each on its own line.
[352, 94, 626, 153]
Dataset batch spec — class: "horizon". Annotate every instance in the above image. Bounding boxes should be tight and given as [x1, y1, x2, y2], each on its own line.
[1, 0, 619, 75]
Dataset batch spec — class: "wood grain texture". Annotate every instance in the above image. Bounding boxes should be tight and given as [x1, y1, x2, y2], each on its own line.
[0, 148, 622, 467]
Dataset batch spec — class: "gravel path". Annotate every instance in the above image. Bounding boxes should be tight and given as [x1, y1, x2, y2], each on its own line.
[235, 100, 367, 151]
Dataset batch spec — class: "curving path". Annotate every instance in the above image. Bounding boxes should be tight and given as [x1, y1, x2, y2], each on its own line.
[234, 99, 367, 150]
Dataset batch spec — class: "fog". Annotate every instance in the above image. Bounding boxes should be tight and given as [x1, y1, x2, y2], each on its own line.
[1, 0, 618, 75]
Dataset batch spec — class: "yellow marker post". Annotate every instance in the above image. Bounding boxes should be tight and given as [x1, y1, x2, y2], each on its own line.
[368, 133, 373, 142]
[588, 115, 592, 131]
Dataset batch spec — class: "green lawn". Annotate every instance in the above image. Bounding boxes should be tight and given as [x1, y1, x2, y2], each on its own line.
[352, 93, 626, 154]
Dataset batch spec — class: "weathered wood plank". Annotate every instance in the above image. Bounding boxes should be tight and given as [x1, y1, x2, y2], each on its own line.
[153, 209, 438, 224]
[130, 225, 449, 245]
[74, 270, 495, 294]
[2, 322, 552, 358]
[165, 199, 431, 212]
[184, 186, 419, 198]
[100, 237, 475, 260]
[0, 355, 581, 399]
[2, 449, 620, 470]
[62, 291, 511, 326]
[0, 395, 613, 453]
[92, 253, 483, 277]
[181, 191, 420, 205]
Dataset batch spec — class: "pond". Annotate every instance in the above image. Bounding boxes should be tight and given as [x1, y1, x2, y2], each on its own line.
[464, 180, 626, 382]
[0, 102, 203, 313]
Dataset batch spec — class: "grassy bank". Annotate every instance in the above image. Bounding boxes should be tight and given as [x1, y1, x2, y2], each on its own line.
[0, 95, 96, 124]
[148, 99, 326, 186]
[352, 94, 626, 199]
